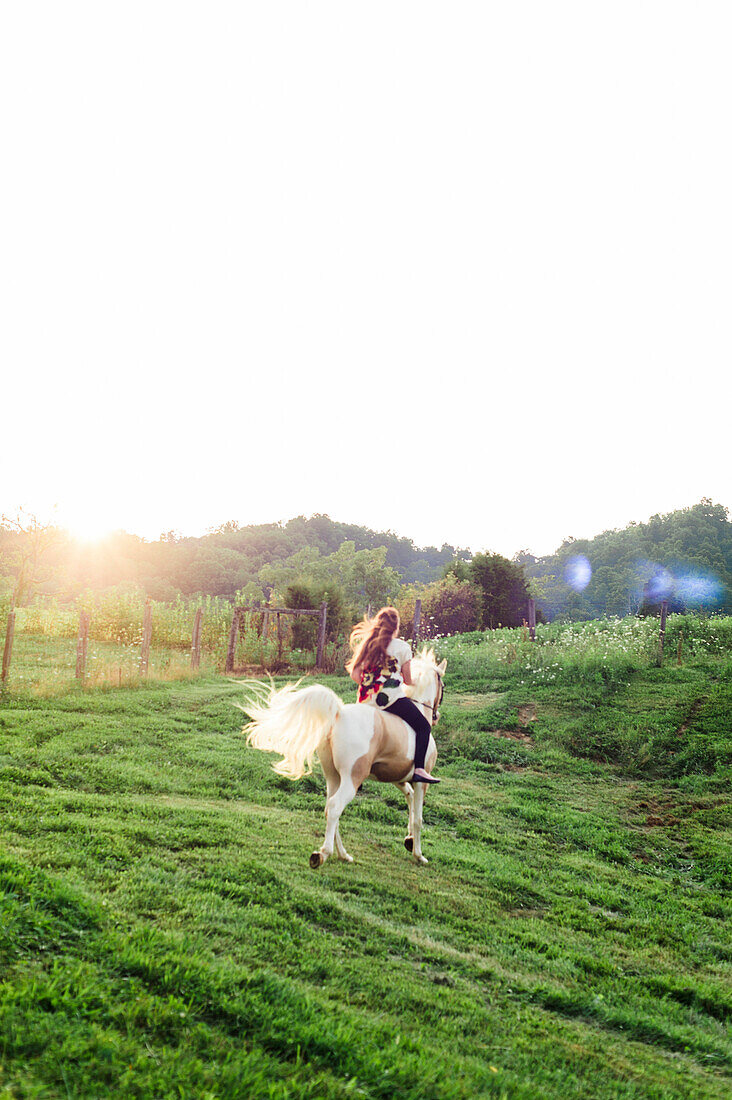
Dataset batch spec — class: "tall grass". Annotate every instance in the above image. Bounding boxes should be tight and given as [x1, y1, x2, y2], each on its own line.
[18, 593, 235, 649]
[438, 614, 732, 689]
[7, 594, 341, 692]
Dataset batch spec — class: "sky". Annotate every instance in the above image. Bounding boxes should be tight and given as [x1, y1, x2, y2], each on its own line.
[2, 2, 730, 559]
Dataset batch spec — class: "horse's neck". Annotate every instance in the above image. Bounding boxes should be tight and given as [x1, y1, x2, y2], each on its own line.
[408, 674, 434, 708]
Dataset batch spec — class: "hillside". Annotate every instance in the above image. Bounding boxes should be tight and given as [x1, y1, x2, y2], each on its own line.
[1, 630, 730, 1098]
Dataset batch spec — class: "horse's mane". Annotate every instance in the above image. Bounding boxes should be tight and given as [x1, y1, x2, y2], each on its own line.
[405, 646, 440, 701]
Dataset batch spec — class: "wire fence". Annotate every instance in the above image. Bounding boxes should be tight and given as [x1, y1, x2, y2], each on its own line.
[0, 594, 348, 693]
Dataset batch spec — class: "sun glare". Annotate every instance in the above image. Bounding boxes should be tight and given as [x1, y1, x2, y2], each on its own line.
[63, 514, 116, 544]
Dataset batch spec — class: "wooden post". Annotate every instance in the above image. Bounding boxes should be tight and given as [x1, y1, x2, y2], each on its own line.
[139, 599, 153, 676]
[413, 598, 422, 648]
[226, 607, 241, 673]
[76, 611, 90, 682]
[657, 599, 668, 664]
[191, 607, 202, 670]
[315, 601, 328, 670]
[528, 598, 536, 642]
[277, 613, 283, 661]
[2, 607, 16, 687]
[261, 609, 270, 641]
[366, 604, 372, 620]
[677, 629, 683, 667]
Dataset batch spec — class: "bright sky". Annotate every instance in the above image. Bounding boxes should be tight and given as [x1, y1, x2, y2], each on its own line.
[3, 2, 730, 558]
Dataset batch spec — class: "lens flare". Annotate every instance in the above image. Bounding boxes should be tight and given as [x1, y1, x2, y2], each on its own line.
[632, 559, 668, 606]
[632, 559, 724, 609]
[675, 572, 723, 606]
[564, 555, 592, 592]
[646, 566, 674, 602]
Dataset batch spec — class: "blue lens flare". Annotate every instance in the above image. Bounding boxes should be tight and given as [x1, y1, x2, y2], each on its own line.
[564, 555, 592, 592]
[632, 559, 724, 608]
[675, 572, 723, 605]
[647, 566, 674, 602]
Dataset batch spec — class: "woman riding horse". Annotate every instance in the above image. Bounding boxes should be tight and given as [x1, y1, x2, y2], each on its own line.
[346, 606, 440, 784]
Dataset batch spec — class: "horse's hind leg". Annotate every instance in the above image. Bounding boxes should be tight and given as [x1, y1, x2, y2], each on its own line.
[311, 744, 354, 867]
[396, 781, 415, 853]
[310, 778, 358, 869]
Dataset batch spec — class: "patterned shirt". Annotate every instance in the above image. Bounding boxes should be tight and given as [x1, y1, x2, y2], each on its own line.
[358, 637, 413, 708]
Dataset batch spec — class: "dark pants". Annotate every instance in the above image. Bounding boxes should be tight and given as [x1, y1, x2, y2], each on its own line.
[384, 696, 432, 770]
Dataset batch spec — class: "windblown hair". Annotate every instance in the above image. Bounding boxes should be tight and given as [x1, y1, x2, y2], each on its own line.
[345, 606, 400, 676]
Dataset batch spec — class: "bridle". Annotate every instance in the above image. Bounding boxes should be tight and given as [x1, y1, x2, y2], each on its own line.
[419, 670, 444, 726]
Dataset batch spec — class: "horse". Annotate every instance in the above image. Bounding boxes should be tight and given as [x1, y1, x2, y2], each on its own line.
[242, 648, 446, 868]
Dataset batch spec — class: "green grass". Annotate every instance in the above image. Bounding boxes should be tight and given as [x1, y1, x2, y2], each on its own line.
[0, 646, 730, 1097]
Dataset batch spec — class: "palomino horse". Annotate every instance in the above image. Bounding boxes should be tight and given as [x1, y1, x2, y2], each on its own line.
[243, 649, 446, 867]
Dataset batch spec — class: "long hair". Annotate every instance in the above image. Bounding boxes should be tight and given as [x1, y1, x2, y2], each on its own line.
[345, 606, 400, 675]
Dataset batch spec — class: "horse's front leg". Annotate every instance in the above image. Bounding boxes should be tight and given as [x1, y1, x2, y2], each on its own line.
[396, 780, 415, 853]
[410, 782, 429, 864]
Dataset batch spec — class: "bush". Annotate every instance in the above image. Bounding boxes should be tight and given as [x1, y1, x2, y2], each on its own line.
[396, 575, 480, 639]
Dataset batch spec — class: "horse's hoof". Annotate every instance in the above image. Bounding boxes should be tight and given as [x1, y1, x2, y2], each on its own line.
[404, 836, 414, 852]
[416, 855, 429, 865]
[340, 853, 354, 863]
[309, 851, 323, 869]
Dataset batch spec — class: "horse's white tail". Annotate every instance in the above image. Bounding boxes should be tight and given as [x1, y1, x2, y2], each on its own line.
[242, 682, 344, 779]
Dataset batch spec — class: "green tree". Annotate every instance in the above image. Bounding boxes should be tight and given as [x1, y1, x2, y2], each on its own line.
[0, 510, 62, 606]
[261, 542, 400, 620]
[284, 580, 349, 647]
[469, 553, 531, 629]
[397, 575, 480, 639]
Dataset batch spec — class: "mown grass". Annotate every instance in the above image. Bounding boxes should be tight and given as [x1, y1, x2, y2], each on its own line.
[0, 642, 730, 1098]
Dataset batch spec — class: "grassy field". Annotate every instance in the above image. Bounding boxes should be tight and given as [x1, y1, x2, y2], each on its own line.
[1, 631, 730, 1098]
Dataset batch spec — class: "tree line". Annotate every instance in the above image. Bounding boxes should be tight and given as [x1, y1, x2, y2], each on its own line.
[1, 501, 730, 639]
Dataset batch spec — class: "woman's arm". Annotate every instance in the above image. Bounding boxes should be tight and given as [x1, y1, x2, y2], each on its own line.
[401, 660, 413, 685]
[349, 663, 362, 684]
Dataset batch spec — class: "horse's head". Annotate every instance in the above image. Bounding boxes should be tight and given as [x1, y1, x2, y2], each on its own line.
[408, 646, 447, 722]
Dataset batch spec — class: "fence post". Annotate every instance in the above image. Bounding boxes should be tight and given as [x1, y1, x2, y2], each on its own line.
[657, 600, 668, 664]
[528, 598, 536, 641]
[2, 605, 16, 687]
[76, 610, 90, 683]
[315, 601, 328, 670]
[413, 598, 422, 649]
[277, 612, 283, 661]
[226, 607, 241, 673]
[191, 607, 202, 670]
[139, 599, 152, 676]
